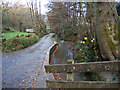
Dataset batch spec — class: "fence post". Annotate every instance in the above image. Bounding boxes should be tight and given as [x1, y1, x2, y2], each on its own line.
[67, 60, 74, 81]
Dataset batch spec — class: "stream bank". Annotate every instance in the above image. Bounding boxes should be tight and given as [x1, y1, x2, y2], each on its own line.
[50, 35, 94, 81]
[50, 34, 118, 82]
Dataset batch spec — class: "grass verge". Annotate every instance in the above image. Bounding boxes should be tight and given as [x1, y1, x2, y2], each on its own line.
[51, 34, 56, 42]
[1, 31, 32, 40]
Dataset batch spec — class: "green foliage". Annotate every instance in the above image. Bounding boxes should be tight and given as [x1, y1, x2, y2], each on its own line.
[75, 45, 80, 50]
[2, 34, 39, 52]
[112, 73, 119, 81]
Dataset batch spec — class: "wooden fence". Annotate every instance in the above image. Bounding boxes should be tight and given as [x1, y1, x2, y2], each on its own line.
[44, 60, 120, 88]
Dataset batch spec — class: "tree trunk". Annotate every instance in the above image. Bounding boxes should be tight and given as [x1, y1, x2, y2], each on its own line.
[95, 2, 119, 61]
[118, 17, 120, 58]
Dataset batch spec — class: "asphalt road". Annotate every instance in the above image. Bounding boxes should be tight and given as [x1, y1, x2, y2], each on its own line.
[2, 33, 54, 88]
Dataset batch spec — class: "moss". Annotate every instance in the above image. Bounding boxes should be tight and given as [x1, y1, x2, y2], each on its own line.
[118, 17, 120, 58]
[113, 33, 119, 41]
[104, 21, 119, 58]
[98, 24, 117, 60]
[108, 22, 113, 35]
[109, 32, 113, 35]
[102, 26, 109, 38]
[114, 23, 118, 33]
[108, 38, 117, 58]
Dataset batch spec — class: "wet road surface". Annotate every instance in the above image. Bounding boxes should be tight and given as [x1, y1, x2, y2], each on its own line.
[2, 33, 54, 88]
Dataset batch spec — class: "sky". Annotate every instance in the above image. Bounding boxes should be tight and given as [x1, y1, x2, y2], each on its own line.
[41, 0, 49, 14]
[3, 0, 49, 14]
[3, 0, 120, 15]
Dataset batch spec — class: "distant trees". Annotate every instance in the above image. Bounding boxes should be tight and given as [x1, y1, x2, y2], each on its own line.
[2, 2, 33, 32]
[2, 1, 46, 36]
[26, 0, 46, 35]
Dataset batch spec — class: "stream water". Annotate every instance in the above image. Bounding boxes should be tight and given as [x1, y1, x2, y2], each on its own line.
[53, 35, 91, 81]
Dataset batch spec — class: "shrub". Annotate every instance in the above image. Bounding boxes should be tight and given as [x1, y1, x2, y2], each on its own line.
[2, 34, 39, 52]
[2, 38, 6, 43]
[74, 34, 101, 63]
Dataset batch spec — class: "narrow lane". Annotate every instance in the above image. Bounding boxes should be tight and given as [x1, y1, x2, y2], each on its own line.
[2, 33, 54, 88]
